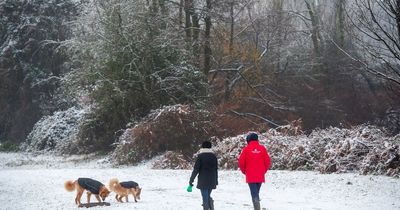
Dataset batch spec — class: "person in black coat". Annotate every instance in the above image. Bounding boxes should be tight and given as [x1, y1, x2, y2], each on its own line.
[188, 141, 218, 210]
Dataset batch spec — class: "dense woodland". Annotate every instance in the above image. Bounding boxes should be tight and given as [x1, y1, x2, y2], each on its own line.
[0, 0, 399, 154]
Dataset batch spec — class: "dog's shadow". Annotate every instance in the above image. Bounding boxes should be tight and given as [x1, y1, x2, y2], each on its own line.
[78, 202, 111, 208]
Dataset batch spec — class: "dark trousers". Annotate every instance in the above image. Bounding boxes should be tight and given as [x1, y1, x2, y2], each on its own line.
[248, 183, 262, 201]
[200, 189, 213, 205]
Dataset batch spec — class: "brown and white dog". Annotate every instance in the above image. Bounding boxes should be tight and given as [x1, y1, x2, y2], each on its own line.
[109, 178, 142, 202]
[65, 178, 110, 207]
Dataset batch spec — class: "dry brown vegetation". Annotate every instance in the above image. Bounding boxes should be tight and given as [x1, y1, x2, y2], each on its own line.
[112, 105, 220, 165]
[213, 125, 400, 177]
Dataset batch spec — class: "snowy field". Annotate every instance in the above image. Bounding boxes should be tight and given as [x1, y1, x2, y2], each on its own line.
[0, 153, 400, 210]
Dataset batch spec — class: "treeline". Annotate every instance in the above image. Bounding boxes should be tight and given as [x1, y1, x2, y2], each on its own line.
[68, 0, 400, 152]
[0, 0, 399, 152]
[0, 0, 79, 148]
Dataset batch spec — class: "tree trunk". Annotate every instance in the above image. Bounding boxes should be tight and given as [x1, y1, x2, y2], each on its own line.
[396, 0, 400, 40]
[273, 0, 284, 72]
[192, 12, 200, 56]
[305, 0, 322, 59]
[204, 0, 212, 75]
[179, 0, 183, 28]
[159, 0, 167, 29]
[229, 1, 234, 54]
[335, 0, 345, 47]
[184, 0, 192, 43]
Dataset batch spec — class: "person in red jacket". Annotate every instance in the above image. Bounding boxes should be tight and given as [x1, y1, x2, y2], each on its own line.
[238, 133, 271, 210]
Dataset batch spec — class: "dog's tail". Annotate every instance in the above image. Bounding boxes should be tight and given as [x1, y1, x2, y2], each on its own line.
[64, 180, 76, 192]
[109, 178, 119, 191]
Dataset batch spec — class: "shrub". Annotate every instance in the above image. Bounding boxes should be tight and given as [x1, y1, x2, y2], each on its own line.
[213, 125, 400, 177]
[112, 105, 218, 165]
[22, 106, 88, 154]
[0, 142, 19, 152]
[152, 151, 191, 170]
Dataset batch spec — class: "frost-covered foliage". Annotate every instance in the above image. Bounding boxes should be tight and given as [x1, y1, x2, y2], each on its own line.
[23, 106, 89, 154]
[0, 0, 81, 143]
[65, 0, 208, 152]
[0, 152, 111, 169]
[382, 108, 400, 135]
[112, 105, 218, 165]
[152, 151, 192, 170]
[213, 125, 400, 177]
[68, 0, 208, 107]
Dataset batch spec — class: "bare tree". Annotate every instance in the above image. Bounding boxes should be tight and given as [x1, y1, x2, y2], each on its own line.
[305, 0, 324, 70]
[349, 0, 400, 85]
[334, 0, 346, 47]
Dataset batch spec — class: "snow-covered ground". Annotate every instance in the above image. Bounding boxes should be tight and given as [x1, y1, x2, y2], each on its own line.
[0, 153, 399, 210]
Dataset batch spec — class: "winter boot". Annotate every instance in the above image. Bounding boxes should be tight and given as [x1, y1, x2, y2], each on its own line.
[209, 197, 214, 210]
[252, 198, 260, 210]
[202, 202, 210, 210]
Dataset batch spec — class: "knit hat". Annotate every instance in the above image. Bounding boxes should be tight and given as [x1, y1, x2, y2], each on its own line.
[246, 133, 258, 143]
[201, 141, 212, 148]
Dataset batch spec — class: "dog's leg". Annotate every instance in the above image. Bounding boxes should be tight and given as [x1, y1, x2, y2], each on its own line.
[86, 192, 91, 208]
[95, 195, 101, 203]
[75, 191, 78, 205]
[133, 190, 137, 202]
[75, 192, 79, 205]
[115, 194, 119, 202]
[125, 194, 129, 203]
[76, 189, 83, 205]
[131, 189, 137, 202]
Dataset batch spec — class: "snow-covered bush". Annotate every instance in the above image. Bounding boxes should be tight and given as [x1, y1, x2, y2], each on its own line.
[23, 106, 89, 154]
[152, 151, 192, 170]
[382, 108, 400, 135]
[112, 105, 218, 165]
[213, 125, 400, 177]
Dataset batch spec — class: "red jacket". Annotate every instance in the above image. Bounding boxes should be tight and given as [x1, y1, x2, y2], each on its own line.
[238, 141, 271, 183]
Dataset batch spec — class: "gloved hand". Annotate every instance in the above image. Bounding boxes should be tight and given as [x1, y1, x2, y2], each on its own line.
[186, 184, 193, 192]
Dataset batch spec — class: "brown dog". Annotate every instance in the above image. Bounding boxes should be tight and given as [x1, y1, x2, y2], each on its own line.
[65, 178, 110, 207]
[109, 178, 141, 202]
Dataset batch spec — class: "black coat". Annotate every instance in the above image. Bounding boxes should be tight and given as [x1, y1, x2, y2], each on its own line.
[120, 181, 139, 189]
[78, 178, 104, 195]
[189, 149, 218, 189]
